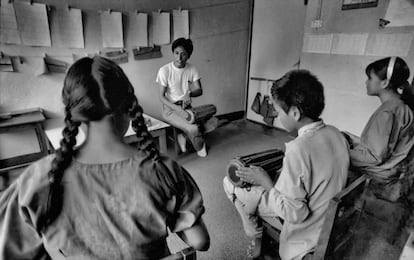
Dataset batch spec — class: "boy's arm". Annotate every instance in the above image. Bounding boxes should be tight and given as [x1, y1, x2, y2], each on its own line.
[189, 79, 203, 97]
[260, 145, 310, 224]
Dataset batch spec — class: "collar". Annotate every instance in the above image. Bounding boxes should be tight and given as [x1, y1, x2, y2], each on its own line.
[298, 120, 325, 137]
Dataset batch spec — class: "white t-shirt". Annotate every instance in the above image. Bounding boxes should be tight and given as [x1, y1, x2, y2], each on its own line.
[156, 62, 201, 103]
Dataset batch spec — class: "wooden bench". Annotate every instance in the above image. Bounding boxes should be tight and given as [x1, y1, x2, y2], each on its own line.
[262, 174, 368, 260]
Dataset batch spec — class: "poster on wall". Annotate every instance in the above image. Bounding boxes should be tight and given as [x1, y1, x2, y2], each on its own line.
[384, 0, 414, 27]
[342, 0, 378, 10]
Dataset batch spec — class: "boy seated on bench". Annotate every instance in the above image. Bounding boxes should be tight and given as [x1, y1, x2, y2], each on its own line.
[223, 70, 350, 260]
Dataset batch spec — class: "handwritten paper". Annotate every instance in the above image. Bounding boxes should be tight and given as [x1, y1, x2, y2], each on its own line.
[365, 33, 413, 56]
[331, 33, 368, 55]
[131, 12, 148, 47]
[50, 7, 84, 48]
[302, 34, 333, 54]
[14, 2, 51, 46]
[101, 11, 123, 48]
[152, 11, 170, 45]
[173, 9, 189, 40]
[385, 0, 414, 27]
[0, 0, 21, 44]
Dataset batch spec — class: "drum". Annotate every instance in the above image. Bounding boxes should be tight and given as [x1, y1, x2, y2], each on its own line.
[185, 104, 217, 124]
[227, 149, 284, 187]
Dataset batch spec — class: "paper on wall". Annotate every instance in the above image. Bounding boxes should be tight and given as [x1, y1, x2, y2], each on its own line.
[302, 33, 333, 54]
[50, 7, 84, 48]
[101, 11, 124, 48]
[331, 33, 368, 55]
[365, 33, 413, 57]
[152, 11, 170, 45]
[14, 1, 51, 46]
[173, 9, 189, 40]
[130, 12, 148, 47]
[0, 0, 21, 44]
[384, 0, 414, 27]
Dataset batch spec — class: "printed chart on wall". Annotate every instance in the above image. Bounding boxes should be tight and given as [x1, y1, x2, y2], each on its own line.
[385, 0, 414, 27]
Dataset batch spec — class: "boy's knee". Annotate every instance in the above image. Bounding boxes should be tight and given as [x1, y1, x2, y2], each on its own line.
[189, 236, 210, 251]
[223, 177, 234, 196]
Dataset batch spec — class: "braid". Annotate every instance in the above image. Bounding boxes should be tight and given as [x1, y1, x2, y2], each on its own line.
[39, 107, 80, 232]
[129, 96, 160, 160]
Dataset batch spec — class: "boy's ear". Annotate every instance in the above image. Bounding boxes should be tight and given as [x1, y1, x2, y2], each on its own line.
[288, 106, 301, 121]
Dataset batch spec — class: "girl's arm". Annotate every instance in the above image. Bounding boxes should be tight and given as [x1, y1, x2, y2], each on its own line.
[176, 218, 210, 251]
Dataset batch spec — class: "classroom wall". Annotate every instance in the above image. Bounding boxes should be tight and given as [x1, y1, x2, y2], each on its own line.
[0, 0, 251, 119]
[301, 0, 414, 135]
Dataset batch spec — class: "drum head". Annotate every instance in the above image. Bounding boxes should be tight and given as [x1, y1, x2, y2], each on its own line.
[226, 160, 245, 187]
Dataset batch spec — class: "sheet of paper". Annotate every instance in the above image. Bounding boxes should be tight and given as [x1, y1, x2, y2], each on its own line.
[14, 2, 51, 46]
[130, 12, 148, 47]
[384, 0, 414, 27]
[365, 33, 413, 56]
[173, 9, 189, 40]
[152, 12, 170, 45]
[101, 11, 124, 48]
[50, 7, 84, 48]
[0, 0, 21, 44]
[331, 33, 368, 55]
[302, 34, 333, 54]
[0, 128, 41, 159]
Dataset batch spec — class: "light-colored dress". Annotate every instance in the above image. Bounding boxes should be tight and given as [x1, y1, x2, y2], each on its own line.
[350, 98, 414, 180]
[0, 152, 204, 260]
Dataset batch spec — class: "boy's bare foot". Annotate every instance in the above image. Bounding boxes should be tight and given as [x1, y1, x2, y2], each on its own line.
[247, 237, 262, 259]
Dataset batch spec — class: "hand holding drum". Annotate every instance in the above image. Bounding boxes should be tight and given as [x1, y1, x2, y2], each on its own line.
[226, 149, 284, 188]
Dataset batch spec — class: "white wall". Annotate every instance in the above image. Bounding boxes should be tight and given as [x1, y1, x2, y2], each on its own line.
[301, 0, 414, 135]
[246, 0, 307, 128]
[0, 0, 251, 119]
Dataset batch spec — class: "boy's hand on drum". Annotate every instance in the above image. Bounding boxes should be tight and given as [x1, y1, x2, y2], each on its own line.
[236, 166, 273, 191]
[182, 91, 192, 108]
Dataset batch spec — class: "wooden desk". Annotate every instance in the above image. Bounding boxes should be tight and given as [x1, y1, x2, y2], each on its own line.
[44, 114, 170, 154]
[0, 108, 48, 173]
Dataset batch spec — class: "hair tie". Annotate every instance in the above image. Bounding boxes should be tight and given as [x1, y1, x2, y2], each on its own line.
[387, 56, 397, 80]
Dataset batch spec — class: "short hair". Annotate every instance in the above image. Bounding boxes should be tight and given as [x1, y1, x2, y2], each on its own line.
[172, 38, 194, 56]
[271, 70, 325, 121]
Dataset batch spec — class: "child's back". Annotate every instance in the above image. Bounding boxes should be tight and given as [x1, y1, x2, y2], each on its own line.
[266, 121, 349, 259]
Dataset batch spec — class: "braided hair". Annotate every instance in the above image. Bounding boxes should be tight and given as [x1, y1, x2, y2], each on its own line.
[39, 56, 161, 231]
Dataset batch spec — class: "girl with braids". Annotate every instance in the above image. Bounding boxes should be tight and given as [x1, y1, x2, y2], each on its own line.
[342, 57, 414, 257]
[0, 56, 209, 259]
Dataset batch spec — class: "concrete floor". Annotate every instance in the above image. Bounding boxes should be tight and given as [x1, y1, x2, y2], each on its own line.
[1, 119, 405, 259]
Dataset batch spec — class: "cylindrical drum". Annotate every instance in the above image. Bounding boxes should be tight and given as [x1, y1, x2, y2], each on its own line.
[226, 149, 284, 187]
[185, 104, 217, 124]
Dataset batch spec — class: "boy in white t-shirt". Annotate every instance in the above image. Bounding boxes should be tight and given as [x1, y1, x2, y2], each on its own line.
[156, 38, 213, 157]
